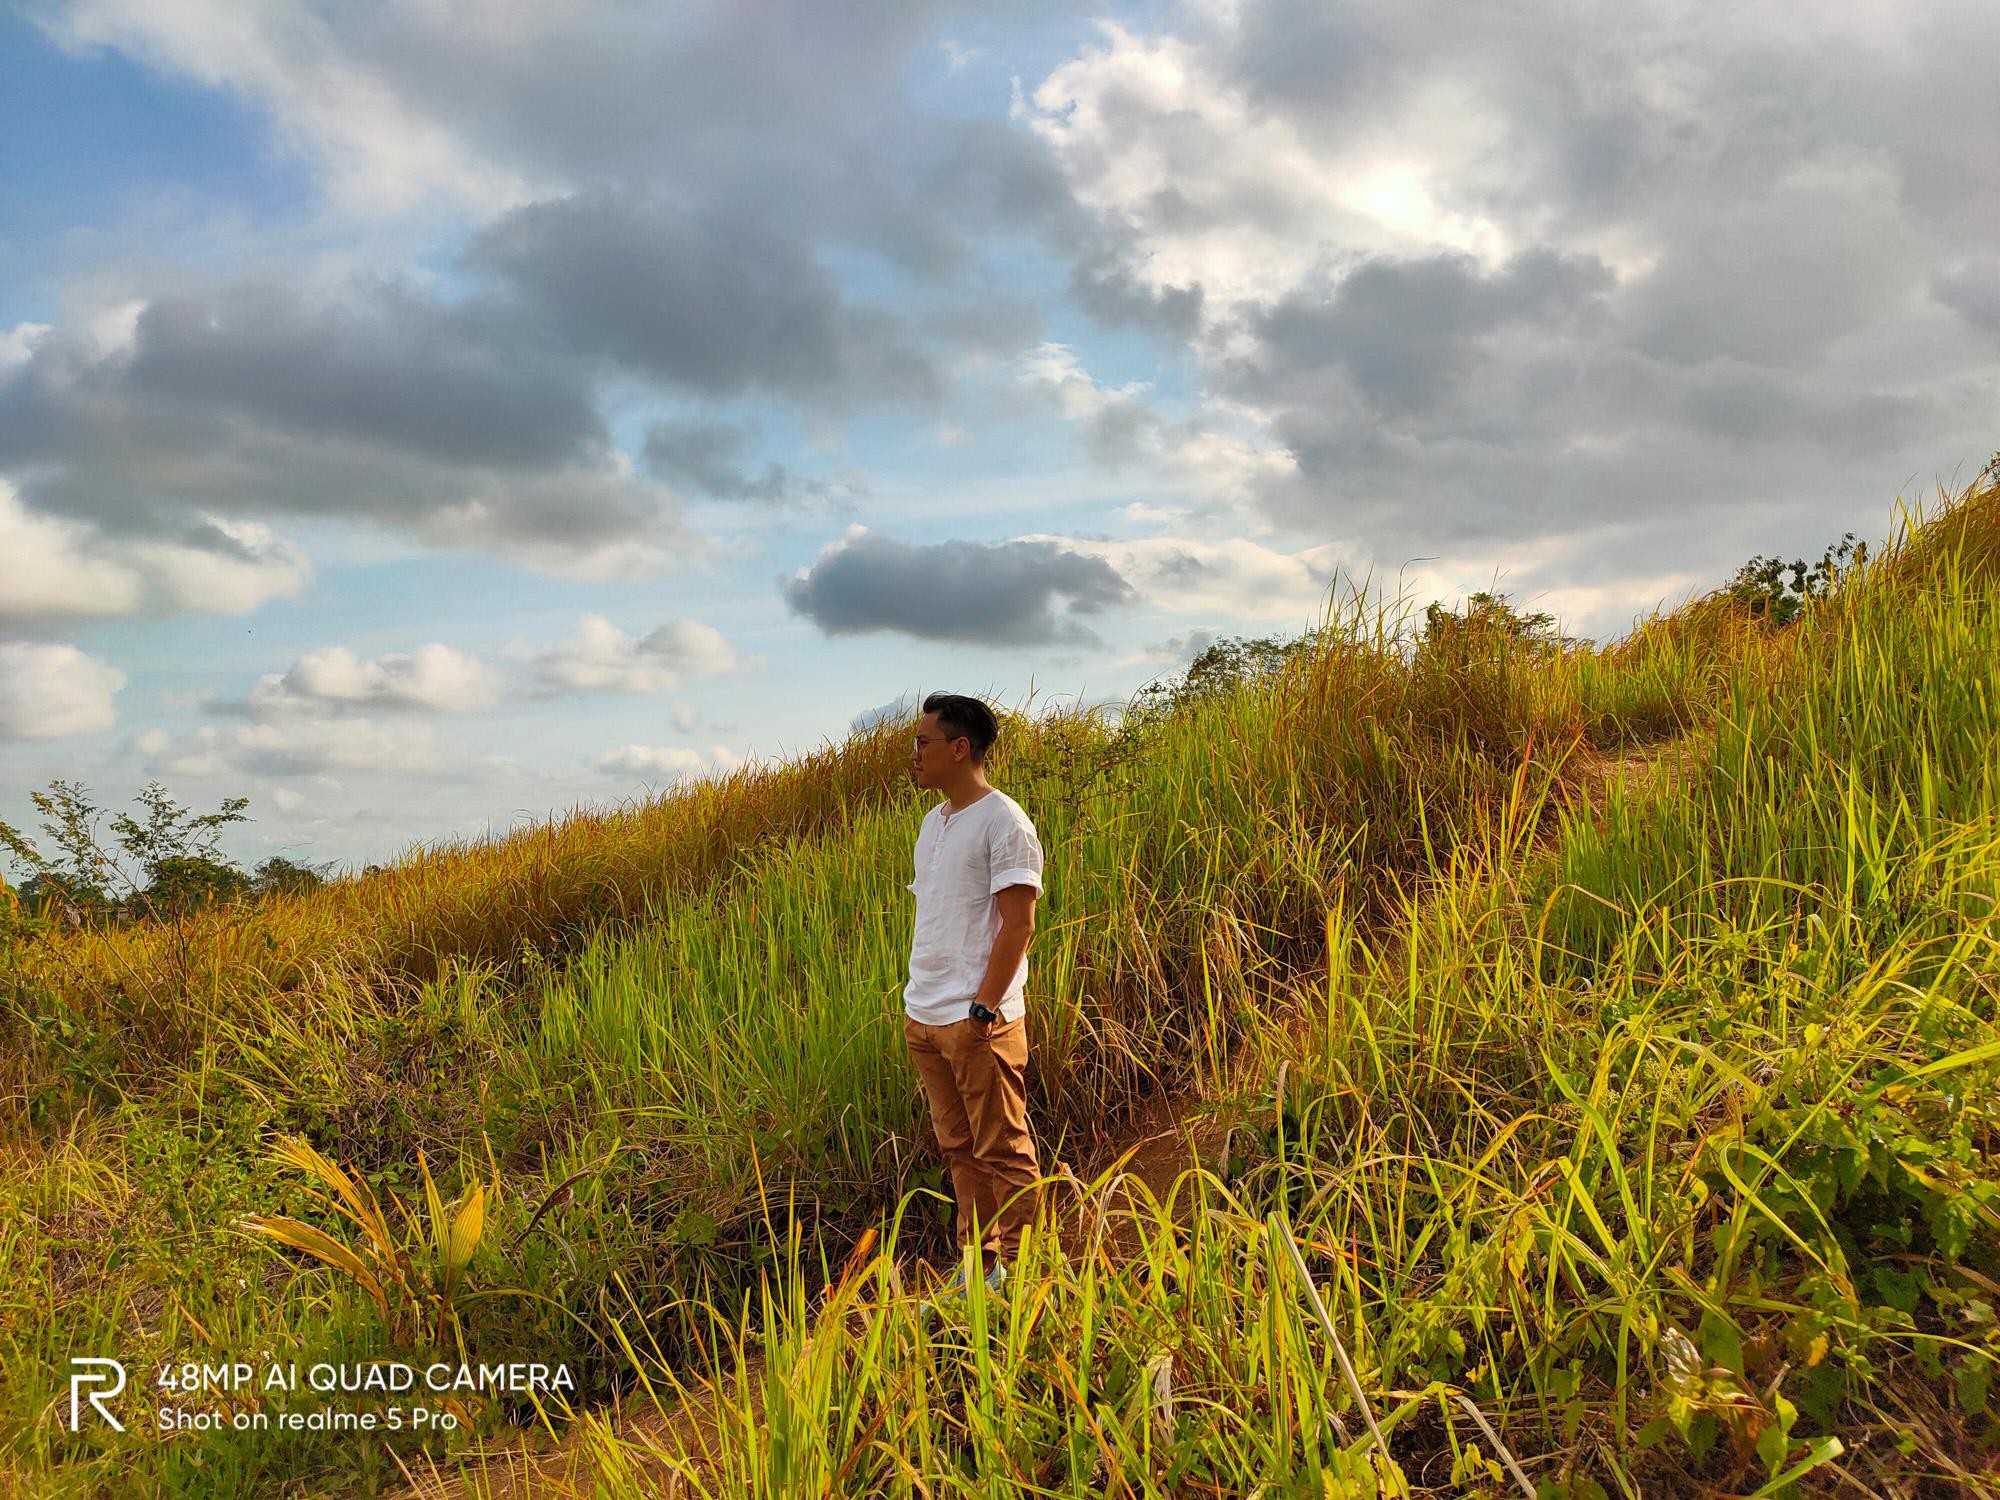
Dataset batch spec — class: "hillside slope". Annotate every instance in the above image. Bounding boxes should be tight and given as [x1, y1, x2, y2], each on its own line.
[6, 476, 1997, 1496]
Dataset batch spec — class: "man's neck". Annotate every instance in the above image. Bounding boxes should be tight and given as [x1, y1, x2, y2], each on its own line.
[941, 780, 994, 814]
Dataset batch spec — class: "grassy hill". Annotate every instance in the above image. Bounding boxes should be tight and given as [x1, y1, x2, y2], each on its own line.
[5, 475, 1998, 1496]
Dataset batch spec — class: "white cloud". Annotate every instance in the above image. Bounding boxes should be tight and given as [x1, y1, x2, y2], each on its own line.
[590, 742, 744, 783]
[135, 516, 316, 616]
[215, 627, 733, 724]
[0, 486, 146, 622]
[1160, 422, 1299, 526]
[42, 0, 538, 218]
[0, 642, 125, 739]
[512, 613, 752, 696]
[509, 533, 723, 583]
[1382, 530, 1713, 643]
[1018, 18, 1514, 315]
[1017, 0, 1998, 616]
[243, 643, 505, 716]
[417, 456, 719, 582]
[1015, 530, 1348, 624]
[85, 298, 145, 357]
[851, 690, 919, 733]
[0, 482, 311, 627]
[1118, 501, 1190, 526]
[1098, 528, 1709, 662]
[1017, 341, 1154, 423]
[138, 716, 441, 779]
[0, 321, 51, 373]
[1014, 348, 1298, 530]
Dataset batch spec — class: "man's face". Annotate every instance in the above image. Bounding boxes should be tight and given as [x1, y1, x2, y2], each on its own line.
[909, 711, 965, 785]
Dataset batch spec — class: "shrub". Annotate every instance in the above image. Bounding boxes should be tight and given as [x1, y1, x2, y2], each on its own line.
[1726, 532, 1863, 626]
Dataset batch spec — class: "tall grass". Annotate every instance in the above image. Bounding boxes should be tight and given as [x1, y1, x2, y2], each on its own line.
[563, 478, 2000, 1496]
[5, 477, 1990, 1495]
[1, 728, 921, 1116]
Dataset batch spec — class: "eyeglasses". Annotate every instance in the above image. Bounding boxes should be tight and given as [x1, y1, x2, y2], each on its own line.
[912, 734, 966, 751]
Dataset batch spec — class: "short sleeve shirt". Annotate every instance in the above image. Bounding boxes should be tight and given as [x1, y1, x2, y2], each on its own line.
[903, 788, 1044, 1025]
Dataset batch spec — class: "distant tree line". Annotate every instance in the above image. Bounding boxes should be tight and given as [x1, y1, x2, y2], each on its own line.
[0, 779, 333, 936]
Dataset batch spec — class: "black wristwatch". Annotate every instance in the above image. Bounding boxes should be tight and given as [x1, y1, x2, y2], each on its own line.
[968, 1001, 998, 1023]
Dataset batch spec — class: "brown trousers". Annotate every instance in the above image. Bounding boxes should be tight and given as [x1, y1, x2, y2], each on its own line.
[904, 1012, 1043, 1270]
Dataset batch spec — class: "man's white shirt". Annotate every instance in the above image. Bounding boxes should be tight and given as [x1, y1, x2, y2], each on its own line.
[903, 788, 1044, 1025]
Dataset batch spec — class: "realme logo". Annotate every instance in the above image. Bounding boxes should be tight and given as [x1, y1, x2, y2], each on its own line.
[68, 1358, 126, 1432]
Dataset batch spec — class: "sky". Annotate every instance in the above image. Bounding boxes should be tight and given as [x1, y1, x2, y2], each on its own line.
[1, 0, 1995, 878]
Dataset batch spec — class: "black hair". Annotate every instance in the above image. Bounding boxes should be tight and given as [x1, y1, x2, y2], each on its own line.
[921, 691, 999, 764]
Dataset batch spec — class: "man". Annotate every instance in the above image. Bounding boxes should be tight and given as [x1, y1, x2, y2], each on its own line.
[902, 690, 1047, 1298]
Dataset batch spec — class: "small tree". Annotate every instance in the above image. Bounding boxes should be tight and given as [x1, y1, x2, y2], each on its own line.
[144, 854, 254, 914]
[1419, 591, 1584, 656]
[114, 781, 252, 918]
[0, 863, 32, 951]
[1131, 629, 1329, 720]
[0, 780, 123, 926]
[1726, 532, 1862, 627]
[0, 779, 252, 926]
[253, 854, 334, 898]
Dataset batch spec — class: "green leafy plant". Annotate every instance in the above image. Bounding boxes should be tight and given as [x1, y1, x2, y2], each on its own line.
[240, 1134, 496, 1348]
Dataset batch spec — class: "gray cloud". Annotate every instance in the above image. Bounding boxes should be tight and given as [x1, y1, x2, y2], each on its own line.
[642, 417, 857, 507]
[0, 281, 595, 478]
[467, 190, 941, 410]
[1932, 259, 2000, 342]
[0, 277, 690, 564]
[1151, 550, 1212, 585]
[1145, 628, 1218, 668]
[1019, 0, 1999, 574]
[121, 281, 595, 467]
[1231, 248, 1618, 420]
[1613, 169, 1920, 370]
[1196, 0, 2000, 254]
[1226, 0, 1399, 116]
[316, 4, 1080, 267]
[19, 0, 1998, 641]
[850, 690, 919, 734]
[781, 532, 1137, 646]
[1082, 396, 1164, 469]
[9, 2, 1097, 581]
[340, 6, 950, 184]
[1067, 228, 1207, 340]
